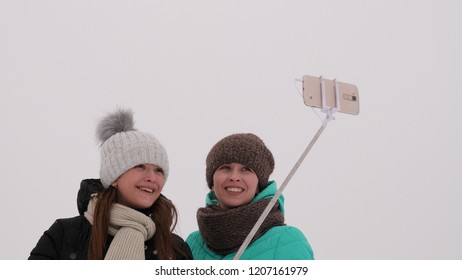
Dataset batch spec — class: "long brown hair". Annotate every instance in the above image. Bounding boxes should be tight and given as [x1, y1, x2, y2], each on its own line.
[87, 187, 187, 259]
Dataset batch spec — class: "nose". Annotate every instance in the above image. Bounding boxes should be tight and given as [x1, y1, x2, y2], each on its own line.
[144, 167, 158, 183]
[228, 169, 241, 182]
[145, 174, 156, 183]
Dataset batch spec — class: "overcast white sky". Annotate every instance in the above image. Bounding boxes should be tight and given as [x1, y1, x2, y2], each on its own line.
[1, 0, 461, 260]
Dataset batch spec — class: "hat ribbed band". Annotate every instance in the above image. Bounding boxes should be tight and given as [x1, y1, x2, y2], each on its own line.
[99, 131, 169, 188]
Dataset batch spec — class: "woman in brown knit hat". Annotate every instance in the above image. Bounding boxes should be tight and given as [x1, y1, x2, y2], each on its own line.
[186, 133, 314, 259]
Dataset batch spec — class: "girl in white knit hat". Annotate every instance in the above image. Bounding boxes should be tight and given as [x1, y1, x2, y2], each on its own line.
[29, 108, 192, 260]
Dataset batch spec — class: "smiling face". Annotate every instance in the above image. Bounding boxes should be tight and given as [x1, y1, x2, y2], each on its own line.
[212, 162, 259, 209]
[111, 163, 164, 209]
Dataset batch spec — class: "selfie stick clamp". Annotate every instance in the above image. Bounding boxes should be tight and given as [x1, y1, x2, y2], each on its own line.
[321, 76, 341, 125]
[233, 76, 340, 260]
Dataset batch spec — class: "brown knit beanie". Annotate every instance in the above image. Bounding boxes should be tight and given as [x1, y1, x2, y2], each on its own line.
[206, 133, 275, 191]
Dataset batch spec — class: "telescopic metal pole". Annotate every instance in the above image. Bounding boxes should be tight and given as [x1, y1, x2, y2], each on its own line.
[233, 112, 334, 260]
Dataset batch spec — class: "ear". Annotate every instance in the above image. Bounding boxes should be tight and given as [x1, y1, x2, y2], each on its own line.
[111, 181, 118, 188]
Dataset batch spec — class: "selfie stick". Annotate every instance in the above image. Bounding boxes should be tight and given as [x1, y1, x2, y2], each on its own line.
[233, 76, 340, 260]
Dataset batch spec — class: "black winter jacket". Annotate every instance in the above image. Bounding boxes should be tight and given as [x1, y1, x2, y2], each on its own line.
[28, 179, 192, 260]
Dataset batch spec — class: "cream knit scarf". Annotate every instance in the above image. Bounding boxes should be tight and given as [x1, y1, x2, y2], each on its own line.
[84, 197, 156, 260]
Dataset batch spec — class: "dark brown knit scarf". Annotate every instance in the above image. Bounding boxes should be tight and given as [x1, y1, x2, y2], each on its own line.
[196, 198, 285, 255]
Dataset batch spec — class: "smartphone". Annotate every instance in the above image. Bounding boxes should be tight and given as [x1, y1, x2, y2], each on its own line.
[302, 75, 360, 115]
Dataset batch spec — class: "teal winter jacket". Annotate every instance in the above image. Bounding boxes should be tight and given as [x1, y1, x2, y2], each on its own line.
[186, 181, 314, 260]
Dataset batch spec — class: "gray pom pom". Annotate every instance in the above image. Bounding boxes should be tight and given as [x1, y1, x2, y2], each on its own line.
[96, 108, 136, 144]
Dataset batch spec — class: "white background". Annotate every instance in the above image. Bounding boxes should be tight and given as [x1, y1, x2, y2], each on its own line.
[1, 0, 461, 259]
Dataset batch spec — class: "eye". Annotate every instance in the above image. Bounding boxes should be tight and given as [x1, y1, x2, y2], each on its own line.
[156, 167, 165, 175]
[218, 164, 231, 170]
[135, 164, 146, 169]
[242, 166, 254, 172]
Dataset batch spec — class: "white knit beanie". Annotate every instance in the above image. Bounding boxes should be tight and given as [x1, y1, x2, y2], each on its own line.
[96, 108, 169, 188]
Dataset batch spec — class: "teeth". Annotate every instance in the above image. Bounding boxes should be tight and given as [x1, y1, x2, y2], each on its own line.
[226, 187, 243, 193]
[139, 187, 153, 193]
